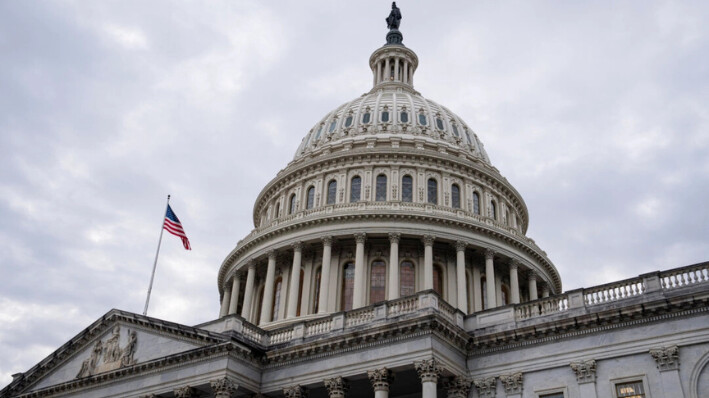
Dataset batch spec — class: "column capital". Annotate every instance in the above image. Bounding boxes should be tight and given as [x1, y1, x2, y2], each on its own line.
[499, 372, 523, 394]
[321, 236, 333, 246]
[247, 261, 256, 270]
[324, 376, 349, 398]
[283, 385, 307, 398]
[354, 233, 367, 244]
[388, 232, 401, 244]
[570, 359, 596, 384]
[454, 241, 467, 252]
[174, 386, 196, 398]
[472, 377, 497, 398]
[443, 376, 472, 398]
[291, 241, 304, 252]
[367, 367, 394, 392]
[649, 345, 680, 371]
[509, 260, 520, 270]
[414, 358, 442, 383]
[528, 272, 537, 281]
[210, 377, 238, 397]
[484, 248, 495, 260]
[422, 235, 435, 246]
[267, 250, 277, 260]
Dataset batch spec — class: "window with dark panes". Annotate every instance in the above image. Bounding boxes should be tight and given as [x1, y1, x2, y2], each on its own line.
[436, 118, 444, 130]
[350, 176, 361, 203]
[376, 174, 387, 201]
[400, 261, 415, 296]
[362, 112, 371, 124]
[289, 194, 297, 214]
[402, 175, 413, 202]
[400, 111, 408, 123]
[312, 268, 321, 313]
[327, 180, 337, 204]
[418, 113, 427, 125]
[306, 186, 315, 209]
[381, 111, 389, 122]
[370, 261, 386, 303]
[616, 381, 645, 398]
[345, 115, 353, 127]
[473, 192, 480, 214]
[341, 262, 355, 311]
[427, 178, 438, 204]
[433, 265, 443, 295]
[451, 184, 460, 208]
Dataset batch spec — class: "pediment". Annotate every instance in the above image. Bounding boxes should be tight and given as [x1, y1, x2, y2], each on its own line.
[6, 309, 227, 396]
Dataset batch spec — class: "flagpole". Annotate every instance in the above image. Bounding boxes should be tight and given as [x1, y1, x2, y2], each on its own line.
[143, 195, 170, 316]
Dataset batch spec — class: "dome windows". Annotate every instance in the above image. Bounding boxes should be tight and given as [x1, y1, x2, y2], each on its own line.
[451, 184, 461, 209]
[350, 176, 362, 203]
[375, 174, 387, 201]
[400, 110, 409, 123]
[381, 106, 390, 123]
[435, 117, 444, 131]
[401, 175, 413, 202]
[306, 186, 315, 209]
[328, 120, 337, 133]
[289, 194, 297, 214]
[327, 180, 337, 205]
[473, 192, 481, 215]
[427, 178, 438, 204]
[362, 107, 372, 124]
[451, 124, 460, 137]
[314, 125, 323, 140]
[345, 115, 353, 128]
[418, 111, 427, 126]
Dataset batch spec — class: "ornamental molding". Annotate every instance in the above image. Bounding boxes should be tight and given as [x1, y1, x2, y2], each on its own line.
[210, 377, 239, 397]
[367, 368, 394, 392]
[422, 235, 435, 246]
[570, 359, 596, 384]
[283, 385, 307, 398]
[650, 345, 680, 371]
[354, 233, 367, 244]
[454, 240, 467, 252]
[388, 232, 401, 244]
[473, 376, 497, 398]
[499, 372, 523, 394]
[484, 248, 495, 260]
[414, 358, 442, 383]
[443, 376, 472, 398]
[76, 325, 137, 378]
[324, 376, 348, 397]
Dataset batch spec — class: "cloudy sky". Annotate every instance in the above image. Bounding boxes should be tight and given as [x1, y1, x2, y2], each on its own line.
[1, 0, 708, 386]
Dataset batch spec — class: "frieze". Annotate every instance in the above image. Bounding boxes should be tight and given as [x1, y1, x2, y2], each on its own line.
[76, 326, 137, 378]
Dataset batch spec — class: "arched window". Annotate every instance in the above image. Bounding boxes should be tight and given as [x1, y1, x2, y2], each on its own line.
[327, 180, 337, 205]
[400, 261, 415, 297]
[473, 192, 480, 215]
[289, 194, 297, 214]
[274, 202, 280, 218]
[350, 176, 361, 203]
[402, 175, 413, 202]
[489, 200, 497, 220]
[312, 267, 322, 313]
[375, 174, 387, 201]
[427, 178, 438, 204]
[451, 184, 460, 209]
[272, 277, 282, 321]
[341, 262, 355, 311]
[306, 186, 315, 209]
[370, 260, 386, 304]
[296, 269, 304, 316]
[433, 264, 443, 296]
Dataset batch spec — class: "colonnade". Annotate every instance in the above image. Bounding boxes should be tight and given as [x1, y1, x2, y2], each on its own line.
[219, 234, 551, 325]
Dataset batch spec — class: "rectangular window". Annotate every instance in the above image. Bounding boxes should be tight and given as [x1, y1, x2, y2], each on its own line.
[615, 381, 645, 398]
[540, 393, 564, 398]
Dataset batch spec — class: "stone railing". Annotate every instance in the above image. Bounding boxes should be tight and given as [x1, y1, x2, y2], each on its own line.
[242, 322, 263, 345]
[269, 327, 293, 345]
[584, 277, 645, 305]
[345, 306, 376, 327]
[515, 295, 569, 320]
[388, 295, 419, 317]
[661, 262, 709, 290]
[305, 317, 332, 337]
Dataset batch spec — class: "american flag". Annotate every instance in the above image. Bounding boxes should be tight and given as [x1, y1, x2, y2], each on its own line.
[164, 204, 191, 250]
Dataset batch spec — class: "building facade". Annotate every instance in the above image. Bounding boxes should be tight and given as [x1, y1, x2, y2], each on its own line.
[2, 8, 708, 398]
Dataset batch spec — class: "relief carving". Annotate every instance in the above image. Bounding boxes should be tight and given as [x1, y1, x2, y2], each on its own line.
[76, 325, 137, 378]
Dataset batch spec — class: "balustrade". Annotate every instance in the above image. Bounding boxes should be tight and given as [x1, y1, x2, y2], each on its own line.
[345, 306, 376, 327]
[584, 277, 644, 305]
[305, 318, 332, 337]
[515, 295, 569, 320]
[660, 263, 709, 290]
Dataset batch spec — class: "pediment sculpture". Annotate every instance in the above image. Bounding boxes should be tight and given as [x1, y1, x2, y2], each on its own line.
[76, 325, 137, 378]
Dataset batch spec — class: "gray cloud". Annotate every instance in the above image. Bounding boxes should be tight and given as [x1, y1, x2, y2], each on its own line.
[1, 0, 707, 386]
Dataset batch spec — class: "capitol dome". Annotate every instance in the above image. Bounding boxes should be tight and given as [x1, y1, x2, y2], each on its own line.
[216, 21, 561, 329]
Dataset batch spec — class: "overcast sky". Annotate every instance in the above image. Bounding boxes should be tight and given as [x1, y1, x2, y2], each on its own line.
[1, 0, 708, 386]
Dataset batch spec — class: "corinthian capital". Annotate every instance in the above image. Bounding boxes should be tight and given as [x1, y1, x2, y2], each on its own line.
[291, 241, 304, 252]
[414, 358, 442, 383]
[473, 377, 497, 398]
[354, 233, 367, 244]
[444, 376, 472, 398]
[283, 385, 307, 398]
[324, 376, 349, 398]
[388, 232, 401, 244]
[649, 345, 680, 371]
[367, 368, 394, 392]
[422, 235, 435, 246]
[174, 386, 196, 398]
[454, 240, 467, 252]
[267, 250, 277, 260]
[570, 359, 596, 384]
[499, 372, 523, 394]
[210, 377, 238, 398]
[484, 248, 495, 260]
[321, 236, 333, 246]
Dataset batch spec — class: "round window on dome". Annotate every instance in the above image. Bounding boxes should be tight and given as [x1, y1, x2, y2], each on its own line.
[400, 111, 408, 123]
[345, 115, 353, 127]
[436, 118, 444, 130]
[362, 112, 371, 124]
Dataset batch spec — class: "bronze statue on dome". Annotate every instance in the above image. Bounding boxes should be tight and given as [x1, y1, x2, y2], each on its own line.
[386, 2, 401, 30]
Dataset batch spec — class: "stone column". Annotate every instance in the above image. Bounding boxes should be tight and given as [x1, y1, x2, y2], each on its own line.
[260, 251, 277, 324]
[570, 359, 597, 398]
[384, 58, 390, 80]
[228, 273, 241, 315]
[403, 61, 409, 84]
[484, 249, 497, 309]
[473, 264, 482, 312]
[650, 345, 684, 397]
[174, 386, 196, 398]
[219, 285, 231, 318]
[287, 242, 303, 319]
[509, 262, 520, 304]
[394, 57, 400, 81]
[528, 273, 538, 301]
[423, 235, 435, 290]
[210, 377, 238, 398]
[455, 241, 468, 313]
[414, 358, 441, 398]
[443, 376, 472, 398]
[368, 368, 394, 398]
[500, 372, 523, 398]
[241, 262, 256, 321]
[324, 376, 349, 398]
[388, 233, 401, 300]
[376, 62, 381, 85]
[542, 285, 550, 298]
[353, 233, 367, 309]
[318, 237, 333, 314]
[473, 377, 497, 398]
[283, 385, 306, 398]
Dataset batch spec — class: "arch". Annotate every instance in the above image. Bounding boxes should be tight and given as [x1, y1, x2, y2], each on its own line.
[289, 193, 297, 214]
[312, 266, 322, 313]
[400, 260, 416, 297]
[451, 184, 461, 209]
[473, 192, 481, 215]
[369, 260, 387, 304]
[341, 262, 355, 311]
[489, 200, 497, 220]
[306, 186, 315, 209]
[427, 178, 438, 204]
[272, 277, 283, 321]
[350, 176, 362, 203]
[327, 180, 337, 205]
[690, 349, 709, 398]
[402, 175, 413, 202]
[375, 174, 387, 201]
[433, 264, 444, 296]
